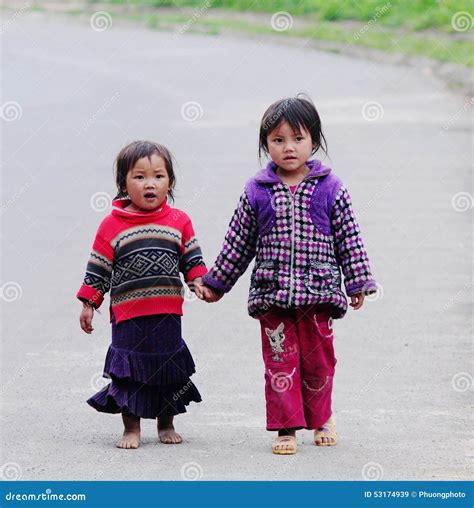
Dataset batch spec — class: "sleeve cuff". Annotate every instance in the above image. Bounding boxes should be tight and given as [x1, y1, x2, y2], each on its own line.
[185, 265, 208, 282]
[346, 280, 378, 297]
[202, 273, 228, 294]
[76, 285, 104, 309]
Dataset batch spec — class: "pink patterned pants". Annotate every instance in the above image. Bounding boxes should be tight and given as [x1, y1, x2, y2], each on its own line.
[258, 305, 337, 430]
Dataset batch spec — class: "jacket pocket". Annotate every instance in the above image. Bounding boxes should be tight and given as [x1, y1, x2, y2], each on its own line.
[305, 261, 341, 295]
[251, 260, 276, 294]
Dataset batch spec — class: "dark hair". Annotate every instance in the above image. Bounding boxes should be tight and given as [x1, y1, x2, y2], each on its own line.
[258, 94, 328, 163]
[113, 140, 176, 202]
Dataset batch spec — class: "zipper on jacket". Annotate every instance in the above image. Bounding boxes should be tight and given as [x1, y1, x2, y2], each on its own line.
[287, 183, 299, 307]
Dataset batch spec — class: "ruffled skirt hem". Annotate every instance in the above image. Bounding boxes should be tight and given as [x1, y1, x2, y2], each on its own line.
[88, 314, 202, 419]
[103, 342, 196, 386]
[87, 379, 202, 419]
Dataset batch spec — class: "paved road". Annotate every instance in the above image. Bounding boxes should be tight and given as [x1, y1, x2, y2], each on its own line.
[1, 11, 472, 481]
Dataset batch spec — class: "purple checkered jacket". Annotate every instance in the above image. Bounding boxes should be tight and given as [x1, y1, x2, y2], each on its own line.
[202, 159, 377, 319]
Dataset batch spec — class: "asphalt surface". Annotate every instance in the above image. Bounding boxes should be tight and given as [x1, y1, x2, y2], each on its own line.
[1, 11, 472, 481]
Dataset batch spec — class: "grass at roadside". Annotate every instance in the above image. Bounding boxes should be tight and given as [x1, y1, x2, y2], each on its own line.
[76, 4, 474, 67]
[86, 0, 473, 32]
[22, 1, 474, 67]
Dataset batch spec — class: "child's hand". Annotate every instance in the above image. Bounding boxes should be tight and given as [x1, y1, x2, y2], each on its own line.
[349, 293, 364, 310]
[194, 279, 223, 303]
[192, 277, 205, 299]
[192, 278, 223, 302]
[79, 302, 95, 334]
[201, 285, 223, 303]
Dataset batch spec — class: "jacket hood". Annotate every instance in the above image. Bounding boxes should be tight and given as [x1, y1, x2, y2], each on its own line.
[254, 159, 332, 184]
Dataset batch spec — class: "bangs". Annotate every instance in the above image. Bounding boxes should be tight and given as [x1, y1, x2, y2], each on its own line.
[259, 95, 328, 162]
[269, 115, 307, 136]
[114, 141, 176, 202]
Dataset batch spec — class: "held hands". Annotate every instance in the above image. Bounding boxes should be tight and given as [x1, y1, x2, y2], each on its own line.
[192, 277, 223, 303]
[349, 293, 364, 310]
[79, 302, 95, 334]
[193, 280, 366, 308]
[80, 284, 363, 320]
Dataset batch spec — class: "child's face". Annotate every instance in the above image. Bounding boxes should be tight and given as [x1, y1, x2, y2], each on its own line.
[267, 121, 314, 173]
[125, 154, 170, 211]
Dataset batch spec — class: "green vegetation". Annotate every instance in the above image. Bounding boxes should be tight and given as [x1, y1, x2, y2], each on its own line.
[20, 1, 472, 66]
[86, 0, 473, 32]
[84, 3, 473, 67]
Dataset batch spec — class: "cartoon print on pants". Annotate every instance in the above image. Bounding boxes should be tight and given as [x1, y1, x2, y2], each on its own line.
[265, 322, 286, 362]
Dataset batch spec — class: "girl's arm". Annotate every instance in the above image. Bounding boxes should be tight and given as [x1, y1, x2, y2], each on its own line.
[76, 221, 114, 310]
[179, 217, 208, 291]
[331, 185, 377, 297]
[202, 190, 258, 294]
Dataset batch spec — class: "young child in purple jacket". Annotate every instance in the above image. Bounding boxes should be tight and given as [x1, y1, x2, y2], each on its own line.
[200, 95, 377, 455]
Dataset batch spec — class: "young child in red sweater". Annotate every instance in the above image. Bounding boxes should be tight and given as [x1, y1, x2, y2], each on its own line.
[77, 140, 207, 449]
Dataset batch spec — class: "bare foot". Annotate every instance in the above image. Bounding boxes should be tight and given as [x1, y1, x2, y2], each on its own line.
[116, 430, 141, 449]
[116, 414, 141, 449]
[157, 415, 183, 444]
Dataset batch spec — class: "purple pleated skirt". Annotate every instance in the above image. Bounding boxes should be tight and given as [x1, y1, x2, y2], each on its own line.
[87, 313, 202, 419]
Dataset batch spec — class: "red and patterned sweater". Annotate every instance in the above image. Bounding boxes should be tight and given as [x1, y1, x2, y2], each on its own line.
[77, 199, 207, 324]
